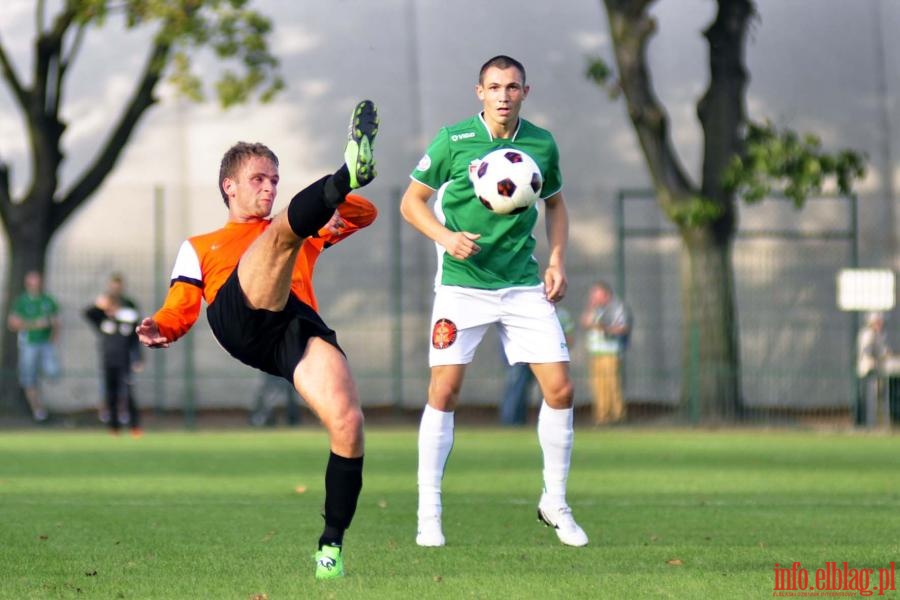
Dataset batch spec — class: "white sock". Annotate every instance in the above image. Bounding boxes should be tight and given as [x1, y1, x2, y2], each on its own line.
[537, 399, 573, 508]
[417, 404, 455, 521]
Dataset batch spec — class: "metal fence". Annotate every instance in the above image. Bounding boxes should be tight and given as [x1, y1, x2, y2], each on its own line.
[0, 183, 880, 428]
[615, 189, 863, 426]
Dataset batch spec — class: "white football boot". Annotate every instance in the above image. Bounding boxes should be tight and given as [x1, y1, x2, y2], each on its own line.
[537, 498, 589, 547]
[416, 515, 446, 547]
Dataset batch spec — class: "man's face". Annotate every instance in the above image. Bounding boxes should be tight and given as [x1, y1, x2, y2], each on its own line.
[590, 286, 610, 306]
[107, 279, 123, 299]
[24, 272, 41, 294]
[223, 155, 279, 220]
[477, 66, 529, 131]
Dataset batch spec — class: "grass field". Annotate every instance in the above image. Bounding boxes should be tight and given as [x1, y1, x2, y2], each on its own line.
[2, 426, 900, 599]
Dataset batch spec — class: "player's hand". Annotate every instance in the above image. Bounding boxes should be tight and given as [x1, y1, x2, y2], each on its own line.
[544, 264, 567, 303]
[441, 231, 481, 260]
[136, 317, 171, 348]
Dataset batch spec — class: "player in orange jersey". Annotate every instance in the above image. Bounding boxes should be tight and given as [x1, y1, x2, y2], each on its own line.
[136, 100, 378, 580]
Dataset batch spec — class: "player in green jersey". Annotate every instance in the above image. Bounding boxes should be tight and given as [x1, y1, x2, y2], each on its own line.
[400, 55, 588, 548]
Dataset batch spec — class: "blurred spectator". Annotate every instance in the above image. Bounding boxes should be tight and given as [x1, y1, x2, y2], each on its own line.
[7, 270, 60, 422]
[84, 273, 143, 436]
[580, 280, 632, 425]
[499, 307, 574, 426]
[92, 274, 142, 425]
[498, 361, 535, 426]
[250, 372, 302, 427]
[857, 311, 890, 428]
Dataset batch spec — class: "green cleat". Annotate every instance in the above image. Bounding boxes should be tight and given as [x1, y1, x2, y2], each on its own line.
[344, 99, 378, 189]
[315, 544, 344, 580]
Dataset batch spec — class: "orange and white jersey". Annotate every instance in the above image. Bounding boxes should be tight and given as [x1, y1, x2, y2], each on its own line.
[153, 194, 377, 343]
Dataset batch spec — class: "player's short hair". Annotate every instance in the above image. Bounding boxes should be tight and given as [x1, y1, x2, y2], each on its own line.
[218, 142, 279, 207]
[478, 55, 526, 86]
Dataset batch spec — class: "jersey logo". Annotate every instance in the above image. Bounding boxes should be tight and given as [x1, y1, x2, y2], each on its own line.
[432, 318, 458, 349]
[417, 154, 432, 172]
[450, 132, 476, 142]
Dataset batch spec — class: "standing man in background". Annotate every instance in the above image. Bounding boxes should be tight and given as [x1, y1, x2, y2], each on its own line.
[84, 273, 144, 436]
[580, 280, 632, 425]
[857, 311, 890, 428]
[8, 270, 61, 422]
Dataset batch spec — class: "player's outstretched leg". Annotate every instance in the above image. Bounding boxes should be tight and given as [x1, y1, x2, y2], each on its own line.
[284, 99, 379, 243]
[344, 99, 379, 189]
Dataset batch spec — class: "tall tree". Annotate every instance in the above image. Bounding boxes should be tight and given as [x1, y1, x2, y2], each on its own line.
[589, 0, 864, 419]
[0, 0, 283, 406]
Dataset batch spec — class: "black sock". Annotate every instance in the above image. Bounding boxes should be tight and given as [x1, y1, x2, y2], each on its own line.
[323, 165, 352, 208]
[318, 452, 364, 549]
[286, 167, 352, 237]
[286, 175, 337, 238]
[319, 524, 343, 548]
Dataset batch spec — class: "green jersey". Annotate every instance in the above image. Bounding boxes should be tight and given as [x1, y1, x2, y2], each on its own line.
[12, 292, 58, 344]
[411, 114, 562, 289]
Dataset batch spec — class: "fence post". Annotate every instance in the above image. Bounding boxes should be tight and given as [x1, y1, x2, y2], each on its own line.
[183, 333, 196, 429]
[615, 189, 626, 297]
[391, 186, 404, 411]
[153, 186, 166, 416]
[849, 194, 862, 424]
[688, 321, 700, 425]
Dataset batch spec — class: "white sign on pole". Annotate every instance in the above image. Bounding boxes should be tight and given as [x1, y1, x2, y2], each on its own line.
[836, 269, 895, 311]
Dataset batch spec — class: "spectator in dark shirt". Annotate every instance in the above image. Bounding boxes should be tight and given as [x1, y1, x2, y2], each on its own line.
[84, 273, 143, 436]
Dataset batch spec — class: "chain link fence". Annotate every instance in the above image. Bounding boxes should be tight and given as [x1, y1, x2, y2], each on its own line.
[616, 190, 865, 426]
[0, 183, 880, 428]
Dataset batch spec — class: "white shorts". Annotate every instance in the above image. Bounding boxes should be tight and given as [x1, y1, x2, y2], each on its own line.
[428, 284, 570, 367]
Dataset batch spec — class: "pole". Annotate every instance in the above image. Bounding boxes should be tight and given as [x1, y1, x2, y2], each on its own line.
[153, 186, 166, 415]
[850, 194, 862, 425]
[391, 186, 404, 411]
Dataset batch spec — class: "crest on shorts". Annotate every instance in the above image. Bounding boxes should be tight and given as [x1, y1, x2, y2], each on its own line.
[432, 318, 457, 349]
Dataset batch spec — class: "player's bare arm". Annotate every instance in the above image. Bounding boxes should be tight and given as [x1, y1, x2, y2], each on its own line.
[400, 179, 481, 260]
[543, 192, 569, 302]
[136, 317, 171, 349]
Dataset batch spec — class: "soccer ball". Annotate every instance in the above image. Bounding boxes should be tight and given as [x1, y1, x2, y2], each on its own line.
[469, 148, 543, 215]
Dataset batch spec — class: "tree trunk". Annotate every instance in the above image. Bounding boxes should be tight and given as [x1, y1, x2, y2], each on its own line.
[680, 226, 741, 421]
[0, 224, 51, 413]
[601, 0, 751, 422]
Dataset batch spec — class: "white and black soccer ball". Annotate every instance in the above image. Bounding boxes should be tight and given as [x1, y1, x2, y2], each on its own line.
[469, 148, 543, 215]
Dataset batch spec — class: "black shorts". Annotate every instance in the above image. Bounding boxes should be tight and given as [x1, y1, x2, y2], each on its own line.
[207, 269, 342, 381]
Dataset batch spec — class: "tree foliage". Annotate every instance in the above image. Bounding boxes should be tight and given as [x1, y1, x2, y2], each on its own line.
[722, 121, 866, 206]
[0, 0, 282, 401]
[586, 53, 866, 220]
[0, 0, 283, 230]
